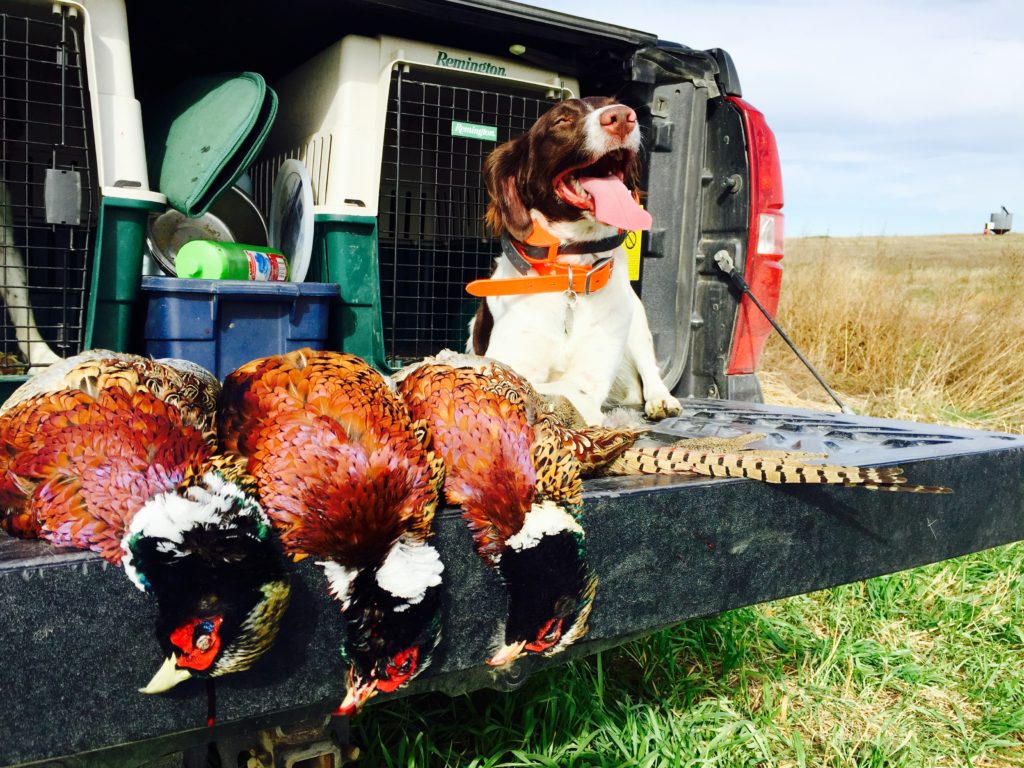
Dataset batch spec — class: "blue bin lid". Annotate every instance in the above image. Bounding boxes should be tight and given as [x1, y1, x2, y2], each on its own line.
[140, 276, 339, 298]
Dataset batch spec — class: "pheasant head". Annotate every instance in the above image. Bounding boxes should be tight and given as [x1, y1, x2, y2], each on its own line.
[487, 499, 595, 665]
[324, 538, 444, 714]
[124, 463, 290, 693]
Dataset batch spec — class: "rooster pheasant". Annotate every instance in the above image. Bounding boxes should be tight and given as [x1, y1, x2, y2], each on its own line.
[0, 351, 291, 697]
[472, 373, 949, 494]
[394, 351, 635, 667]
[218, 349, 445, 714]
[396, 351, 947, 667]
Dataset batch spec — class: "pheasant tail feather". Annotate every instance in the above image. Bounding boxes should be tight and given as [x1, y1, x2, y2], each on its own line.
[610, 445, 952, 494]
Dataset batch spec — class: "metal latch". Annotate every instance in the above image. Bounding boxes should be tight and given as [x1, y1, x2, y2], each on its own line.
[44, 168, 81, 226]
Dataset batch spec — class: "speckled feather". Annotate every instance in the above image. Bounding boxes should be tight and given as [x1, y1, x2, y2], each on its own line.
[0, 352, 220, 558]
[543, 420, 646, 477]
[0, 352, 295, 693]
[395, 355, 593, 561]
[608, 434, 952, 493]
[396, 353, 605, 662]
[218, 349, 442, 564]
[396, 361, 539, 561]
[0, 350, 220, 442]
[445, 353, 643, 477]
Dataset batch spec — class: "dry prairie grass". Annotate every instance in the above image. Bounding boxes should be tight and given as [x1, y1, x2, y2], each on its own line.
[761, 233, 1024, 434]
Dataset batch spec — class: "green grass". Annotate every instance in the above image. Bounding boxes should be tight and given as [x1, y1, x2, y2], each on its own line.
[353, 542, 1024, 766]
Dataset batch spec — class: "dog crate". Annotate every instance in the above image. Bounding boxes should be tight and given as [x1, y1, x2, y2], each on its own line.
[0, 1, 158, 396]
[376, 71, 563, 366]
[254, 35, 576, 370]
[0, 3, 97, 371]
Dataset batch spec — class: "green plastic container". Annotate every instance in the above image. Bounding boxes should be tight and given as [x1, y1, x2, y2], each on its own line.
[84, 196, 166, 350]
[309, 213, 390, 372]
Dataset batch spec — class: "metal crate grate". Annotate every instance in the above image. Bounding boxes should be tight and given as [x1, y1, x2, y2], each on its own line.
[377, 70, 561, 367]
[0, 5, 96, 373]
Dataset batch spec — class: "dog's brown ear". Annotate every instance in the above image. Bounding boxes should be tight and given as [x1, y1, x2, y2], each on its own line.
[483, 137, 533, 240]
[470, 299, 493, 355]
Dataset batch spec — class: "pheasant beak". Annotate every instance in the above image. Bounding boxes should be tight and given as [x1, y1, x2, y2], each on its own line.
[139, 655, 193, 694]
[333, 680, 378, 716]
[487, 640, 527, 667]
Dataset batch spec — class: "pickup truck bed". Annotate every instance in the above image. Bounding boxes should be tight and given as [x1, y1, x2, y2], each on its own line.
[4, 400, 1022, 766]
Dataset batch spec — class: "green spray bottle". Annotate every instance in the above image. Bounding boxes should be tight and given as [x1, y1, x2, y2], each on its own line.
[175, 240, 289, 281]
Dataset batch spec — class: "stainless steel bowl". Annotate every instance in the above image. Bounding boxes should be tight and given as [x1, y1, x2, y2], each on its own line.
[146, 186, 269, 275]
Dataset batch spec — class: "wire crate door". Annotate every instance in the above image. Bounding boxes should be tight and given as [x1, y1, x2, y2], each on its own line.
[377, 70, 561, 367]
[0, 5, 97, 372]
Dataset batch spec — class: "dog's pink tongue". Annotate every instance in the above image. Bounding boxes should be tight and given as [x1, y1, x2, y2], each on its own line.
[579, 176, 652, 231]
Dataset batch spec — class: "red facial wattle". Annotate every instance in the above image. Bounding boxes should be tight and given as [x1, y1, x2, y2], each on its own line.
[169, 616, 223, 671]
[524, 617, 564, 654]
[375, 646, 420, 693]
[332, 646, 422, 716]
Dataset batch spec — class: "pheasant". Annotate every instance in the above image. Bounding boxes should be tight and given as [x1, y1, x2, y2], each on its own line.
[0, 351, 291, 699]
[218, 349, 445, 714]
[394, 351, 632, 667]
[494, 382, 950, 493]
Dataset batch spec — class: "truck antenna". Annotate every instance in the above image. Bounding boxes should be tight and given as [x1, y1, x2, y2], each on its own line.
[713, 250, 854, 415]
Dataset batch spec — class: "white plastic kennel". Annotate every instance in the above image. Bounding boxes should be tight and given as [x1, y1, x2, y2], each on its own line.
[253, 35, 578, 218]
[251, 35, 578, 365]
[0, 0, 159, 371]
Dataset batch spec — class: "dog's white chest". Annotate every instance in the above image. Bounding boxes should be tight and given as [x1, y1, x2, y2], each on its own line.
[562, 291, 578, 336]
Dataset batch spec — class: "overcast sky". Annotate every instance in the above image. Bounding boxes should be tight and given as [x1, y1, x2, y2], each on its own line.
[532, 0, 1023, 236]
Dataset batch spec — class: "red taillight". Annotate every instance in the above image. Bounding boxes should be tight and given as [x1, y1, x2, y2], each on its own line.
[726, 96, 784, 375]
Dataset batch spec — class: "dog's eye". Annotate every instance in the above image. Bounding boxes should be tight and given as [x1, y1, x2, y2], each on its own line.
[553, 115, 573, 127]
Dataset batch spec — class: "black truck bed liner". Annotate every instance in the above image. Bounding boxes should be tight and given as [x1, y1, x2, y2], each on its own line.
[3, 401, 1022, 766]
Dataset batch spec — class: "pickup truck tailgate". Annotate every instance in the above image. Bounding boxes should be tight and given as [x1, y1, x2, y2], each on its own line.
[2, 400, 1022, 765]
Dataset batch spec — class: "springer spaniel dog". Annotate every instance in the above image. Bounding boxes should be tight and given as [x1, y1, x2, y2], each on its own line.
[467, 96, 681, 426]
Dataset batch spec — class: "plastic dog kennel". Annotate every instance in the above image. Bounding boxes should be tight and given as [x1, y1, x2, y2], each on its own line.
[0, 0, 163, 400]
[251, 36, 578, 371]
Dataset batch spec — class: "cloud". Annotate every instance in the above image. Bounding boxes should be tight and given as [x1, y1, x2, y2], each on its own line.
[532, 0, 1024, 234]
[783, 128, 1022, 234]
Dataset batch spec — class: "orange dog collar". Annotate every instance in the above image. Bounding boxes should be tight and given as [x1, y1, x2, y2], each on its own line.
[466, 224, 626, 297]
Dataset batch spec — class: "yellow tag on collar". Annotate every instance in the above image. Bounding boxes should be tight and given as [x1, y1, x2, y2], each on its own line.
[624, 227, 642, 281]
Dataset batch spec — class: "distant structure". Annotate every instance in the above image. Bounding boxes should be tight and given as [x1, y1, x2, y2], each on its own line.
[989, 206, 1013, 235]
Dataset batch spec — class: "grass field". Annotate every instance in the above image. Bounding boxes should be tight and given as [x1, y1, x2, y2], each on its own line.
[760, 233, 1024, 434]
[352, 234, 1024, 767]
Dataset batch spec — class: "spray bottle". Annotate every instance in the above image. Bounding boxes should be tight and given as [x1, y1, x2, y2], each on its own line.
[175, 240, 289, 281]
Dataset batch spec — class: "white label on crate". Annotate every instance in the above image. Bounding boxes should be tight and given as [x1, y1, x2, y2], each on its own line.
[245, 250, 288, 281]
[451, 121, 498, 142]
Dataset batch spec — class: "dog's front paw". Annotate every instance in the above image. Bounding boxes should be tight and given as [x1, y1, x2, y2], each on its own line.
[644, 393, 682, 421]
